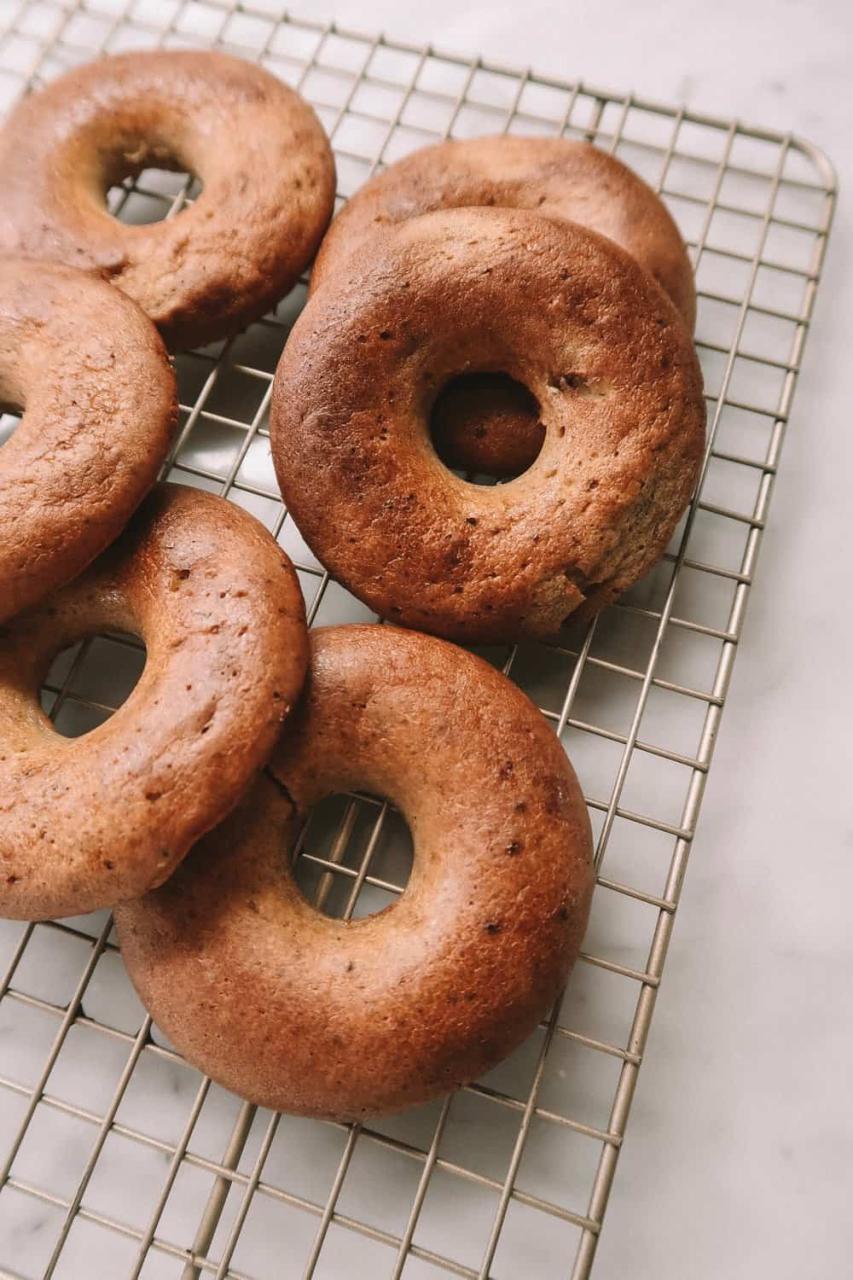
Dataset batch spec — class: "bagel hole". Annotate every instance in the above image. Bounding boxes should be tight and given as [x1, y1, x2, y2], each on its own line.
[429, 372, 545, 484]
[107, 164, 201, 226]
[0, 404, 23, 448]
[291, 793, 413, 920]
[42, 633, 146, 738]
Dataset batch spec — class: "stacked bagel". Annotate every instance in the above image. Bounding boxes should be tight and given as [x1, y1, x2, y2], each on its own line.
[0, 49, 704, 1120]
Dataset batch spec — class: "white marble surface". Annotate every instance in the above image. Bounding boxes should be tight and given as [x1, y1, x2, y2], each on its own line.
[1, 1, 851, 1278]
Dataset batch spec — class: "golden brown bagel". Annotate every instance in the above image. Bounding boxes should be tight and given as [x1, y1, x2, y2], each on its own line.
[115, 624, 594, 1120]
[0, 50, 336, 350]
[311, 135, 695, 476]
[0, 484, 308, 920]
[272, 208, 706, 644]
[0, 256, 177, 624]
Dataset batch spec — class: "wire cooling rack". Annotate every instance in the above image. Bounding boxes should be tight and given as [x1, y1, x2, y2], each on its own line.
[0, 2, 838, 1278]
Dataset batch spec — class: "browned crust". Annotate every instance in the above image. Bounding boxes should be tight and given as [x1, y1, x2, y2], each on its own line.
[311, 135, 695, 477]
[0, 50, 336, 349]
[313, 135, 695, 325]
[0, 256, 177, 623]
[115, 624, 594, 1120]
[0, 483, 308, 920]
[271, 207, 706, 643]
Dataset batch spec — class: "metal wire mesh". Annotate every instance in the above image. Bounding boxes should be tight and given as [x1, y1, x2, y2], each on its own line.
[0, 2, 838, 1278]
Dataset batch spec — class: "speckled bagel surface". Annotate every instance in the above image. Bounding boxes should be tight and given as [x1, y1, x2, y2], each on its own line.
[312, 135, 695, 325]
[0, 50, 336, 349]
[311, 135, 695, 477]
[0, 483, 308, 920]
[0, 256, 177, 624]
[115, 624, 594, 1120]
[272, 207, 706, 643]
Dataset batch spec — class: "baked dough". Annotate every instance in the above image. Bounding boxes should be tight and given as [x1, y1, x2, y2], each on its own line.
[272, 208, 705, 643]
[311, 136, 695, 476]
[0, 50, 336, 349]
[115, 624, 594, 1119]
[0, 257, 176, 624]
[0, 484, 307, 920]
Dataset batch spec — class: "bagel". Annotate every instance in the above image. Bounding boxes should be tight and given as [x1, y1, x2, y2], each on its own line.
[0, 50, 336, 350]
[0, 256, 177, 624]
[272, 208, 706, 643]
[0, 483, 307, 920]
[311, 135, 695, 476]
[115, 624, 594, 1119]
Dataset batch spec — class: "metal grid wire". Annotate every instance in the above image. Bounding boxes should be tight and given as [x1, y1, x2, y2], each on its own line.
[0, 2, 838, 1278]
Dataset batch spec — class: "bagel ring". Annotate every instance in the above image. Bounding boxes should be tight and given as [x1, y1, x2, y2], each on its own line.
[0, 257, 177, 624]
[115, 624, 594, 1120]
[272, 208, 706, 643]
[0, 50, 336, 350]
[0, 483, 308, 920]
[310, 135, 695, 476]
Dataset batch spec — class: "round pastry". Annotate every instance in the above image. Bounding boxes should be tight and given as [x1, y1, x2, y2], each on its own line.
[0, 50, 336, 350]
[271, 208, 706, 644]
[115, 624, 594, 1120]
[310, 135, 695, 476]
[0, 483, 308, 921]
[0, 257, 177, 624]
